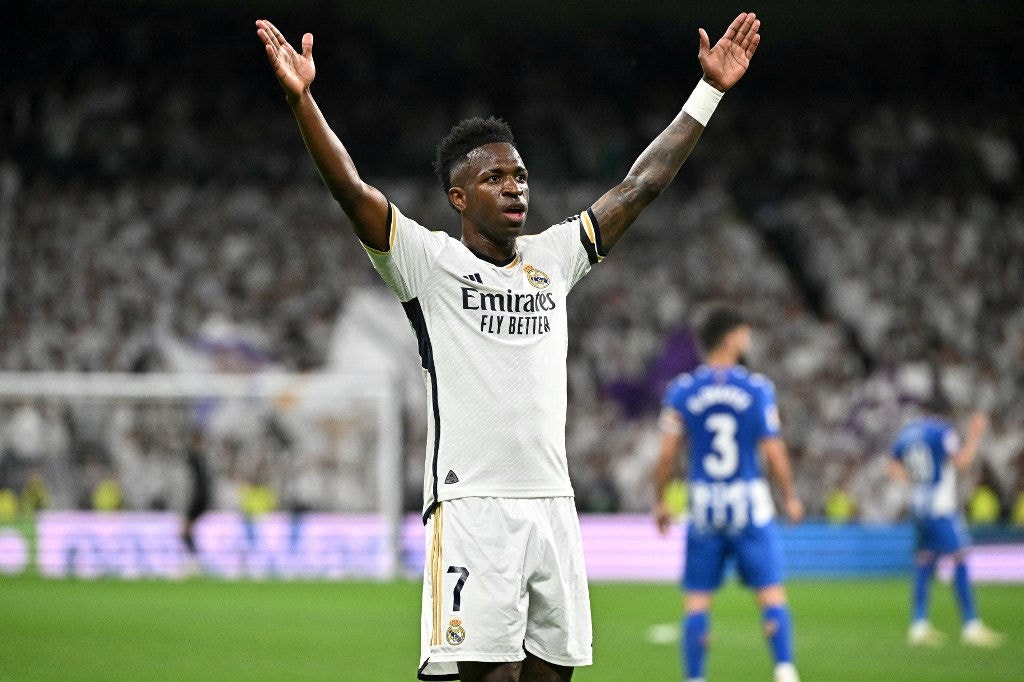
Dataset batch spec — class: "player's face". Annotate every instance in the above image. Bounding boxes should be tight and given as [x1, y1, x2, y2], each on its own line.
[449, 142, 529, 249]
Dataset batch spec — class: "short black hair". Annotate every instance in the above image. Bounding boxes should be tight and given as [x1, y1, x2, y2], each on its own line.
[433, 117, 517, 194]
[699, 307, 748, 352]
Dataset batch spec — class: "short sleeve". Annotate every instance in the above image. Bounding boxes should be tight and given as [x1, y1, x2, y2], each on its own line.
[891, 434, 906, 460]
[659, 406, 685, 435]
[361, 203, 447, 302]
[753, 375, 782, 439]
[526, 209, 603, 291]
[659, 375, 691, 435]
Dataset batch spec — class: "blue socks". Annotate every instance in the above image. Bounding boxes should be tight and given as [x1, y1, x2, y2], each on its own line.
[683, 612, 709, 679]
[683, 605, 794, 677]
[762, 604, 794, 664]
[912, 559, 979, 626]
[913, 561, 936, 622]
[953, 562, 978, 623]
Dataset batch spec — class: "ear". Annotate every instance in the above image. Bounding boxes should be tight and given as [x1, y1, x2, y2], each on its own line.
[448, 187, 467, 212]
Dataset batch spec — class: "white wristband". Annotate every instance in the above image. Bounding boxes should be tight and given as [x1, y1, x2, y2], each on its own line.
[682, 78, 724, 127]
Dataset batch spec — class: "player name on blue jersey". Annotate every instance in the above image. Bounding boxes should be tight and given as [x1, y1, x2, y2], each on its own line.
[685, 384, 753, 413]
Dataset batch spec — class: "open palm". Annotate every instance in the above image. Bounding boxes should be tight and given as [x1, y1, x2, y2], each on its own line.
[699, 12, 761, 92]
[256, 19, 315, 99]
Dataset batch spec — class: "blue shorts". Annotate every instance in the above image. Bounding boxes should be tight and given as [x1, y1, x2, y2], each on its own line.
[683, 521, 784, 592]
[914, 516, 970, 555]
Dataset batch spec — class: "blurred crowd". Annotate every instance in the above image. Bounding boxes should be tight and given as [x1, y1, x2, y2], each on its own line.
[1, 3, 1022, 523]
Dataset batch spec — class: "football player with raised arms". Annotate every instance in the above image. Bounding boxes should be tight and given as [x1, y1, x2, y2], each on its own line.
[889, 410, 1004, 648]
[257, 12, 761, 681]
[653, 308, 803, 682]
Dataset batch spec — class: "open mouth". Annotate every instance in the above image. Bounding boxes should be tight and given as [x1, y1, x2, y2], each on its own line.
[503, 204, 526, 221]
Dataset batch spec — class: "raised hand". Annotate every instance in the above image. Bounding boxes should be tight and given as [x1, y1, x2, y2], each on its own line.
[967, 412, 989, 441]
[256, 19, 315, 101]
[698, 12, 761, 92]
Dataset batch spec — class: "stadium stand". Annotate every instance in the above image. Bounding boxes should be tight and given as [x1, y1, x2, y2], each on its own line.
[1, 1, 1021, 521]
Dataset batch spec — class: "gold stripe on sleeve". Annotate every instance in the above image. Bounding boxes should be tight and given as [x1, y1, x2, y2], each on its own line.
[389, 203, 398, 250]
[581, 211, 604, 262]
[360, 203, 399, 256]
[581, 210, 596, 246]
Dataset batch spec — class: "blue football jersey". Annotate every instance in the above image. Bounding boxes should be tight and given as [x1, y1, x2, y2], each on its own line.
[891, 417, 961, 518]
[662, 365, 781, 532]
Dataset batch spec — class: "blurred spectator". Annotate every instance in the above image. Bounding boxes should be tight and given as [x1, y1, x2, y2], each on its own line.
[92, 476, 122, 512]
[825, 488, 856, 525]
[21, 471, 49, 514]
[241, 461, 277, 518]
[0, 489, 17, 521]
[1012, 493, 1024, 528]
[967, 483, 1001, 526]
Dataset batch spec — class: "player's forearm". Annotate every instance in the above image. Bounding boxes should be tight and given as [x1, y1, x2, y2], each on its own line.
[763, 443, 797, 500]
[652, 437, 679, 504]
[770, 463, 797, 501]
[593, 112, 705, 251]
[289, 90, 371, 211]
[954, 439, 981, 471]
[653, 455, 674, 503]
[624, 112, 705, 207]
[955, 413, 988, 472]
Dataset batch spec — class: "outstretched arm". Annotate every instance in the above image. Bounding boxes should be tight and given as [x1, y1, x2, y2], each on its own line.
[590, 12, 760, 252]
[952, 412, 988, 472]
[256, 20, 390, 251]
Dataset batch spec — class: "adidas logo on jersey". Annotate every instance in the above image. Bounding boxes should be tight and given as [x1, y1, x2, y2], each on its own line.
[444, 470, 459, 484]
[463, 273, 482, 283]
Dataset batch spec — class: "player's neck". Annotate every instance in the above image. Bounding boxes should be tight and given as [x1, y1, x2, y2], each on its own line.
[704, 350, 738, 368]
[461, 231, 517, 266]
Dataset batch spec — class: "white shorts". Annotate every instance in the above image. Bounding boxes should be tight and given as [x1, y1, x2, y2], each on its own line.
[417, 497, 592, 680]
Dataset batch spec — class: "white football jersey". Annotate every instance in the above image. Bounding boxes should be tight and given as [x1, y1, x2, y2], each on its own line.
[363, 203, 604, 520]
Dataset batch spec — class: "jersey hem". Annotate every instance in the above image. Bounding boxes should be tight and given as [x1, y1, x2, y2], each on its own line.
[523, 641, 592, 668]
[418, 652, 526, 680]
[424, 652, 526, 664]
[417, 658, 460, 681]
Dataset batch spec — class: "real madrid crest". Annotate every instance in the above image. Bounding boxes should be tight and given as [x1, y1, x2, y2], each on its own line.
[524, 264, 551, 290]
[446, 618, 467, 646]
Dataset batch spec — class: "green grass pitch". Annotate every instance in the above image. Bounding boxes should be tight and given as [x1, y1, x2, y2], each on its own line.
[0, 576, 1020, 680]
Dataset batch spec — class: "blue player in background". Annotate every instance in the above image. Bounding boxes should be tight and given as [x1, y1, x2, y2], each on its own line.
[653, 307, 803, 682]
[889, 411, 1004, 648]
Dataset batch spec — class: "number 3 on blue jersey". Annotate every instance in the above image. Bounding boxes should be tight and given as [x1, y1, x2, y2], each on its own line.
[704, 413, 739, 479]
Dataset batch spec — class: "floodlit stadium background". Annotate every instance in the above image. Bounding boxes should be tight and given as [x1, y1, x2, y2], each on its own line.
[1, 1, 1023, 679]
